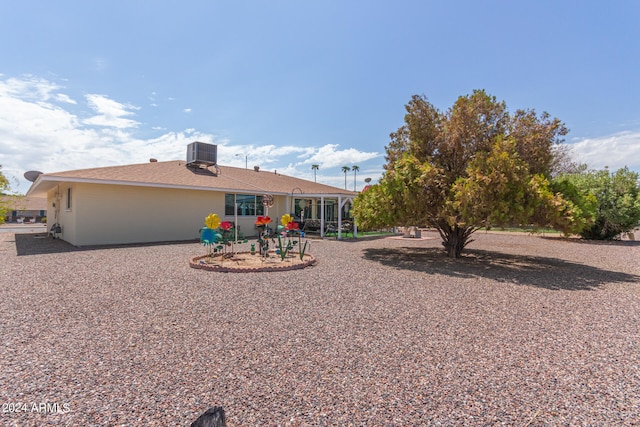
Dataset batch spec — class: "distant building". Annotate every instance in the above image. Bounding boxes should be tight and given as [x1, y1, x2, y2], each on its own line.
[1, 195, 47, 223]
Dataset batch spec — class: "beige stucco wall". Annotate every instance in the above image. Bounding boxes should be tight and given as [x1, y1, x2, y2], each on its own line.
[48, 182, 291, 246]
[46, 184, 78, 244]
[72, 183, 225, 246]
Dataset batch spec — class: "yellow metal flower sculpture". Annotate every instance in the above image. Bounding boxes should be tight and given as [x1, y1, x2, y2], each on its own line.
[280, 213, 293, 227]
[205, 213, 221, 229]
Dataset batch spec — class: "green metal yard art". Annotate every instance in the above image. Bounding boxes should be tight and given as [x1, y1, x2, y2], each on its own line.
[199, 213, 247, 258]
[191, 211, 316, 272]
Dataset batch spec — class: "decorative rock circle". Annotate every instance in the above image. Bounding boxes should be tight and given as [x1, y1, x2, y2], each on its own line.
[189, 251, 316, 273]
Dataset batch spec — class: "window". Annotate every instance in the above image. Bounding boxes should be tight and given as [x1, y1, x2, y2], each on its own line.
[324, 200, 337, 222]
[66, 187, 72, 210]
[225, 194, 265, 216]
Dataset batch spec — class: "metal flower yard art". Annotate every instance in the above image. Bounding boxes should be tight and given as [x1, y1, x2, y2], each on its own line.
[205, 213, 221, 229]
[201, 213, 222, 258]
[276, 214, 309, 261]
[254, 214, 310, 262]
[191, 203, 316, 272]
[254, 215, 273, 258]
[200, 213, 246, 260]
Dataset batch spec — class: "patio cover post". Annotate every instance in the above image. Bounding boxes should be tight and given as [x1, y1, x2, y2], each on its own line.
[320, 196, 325, 238]
[337, 195, 343, 239]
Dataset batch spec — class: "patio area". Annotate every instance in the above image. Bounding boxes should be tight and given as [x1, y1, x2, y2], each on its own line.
[1, 230, 639, 425]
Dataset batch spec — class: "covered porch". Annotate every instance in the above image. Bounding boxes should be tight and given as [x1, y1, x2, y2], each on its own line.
[286, 192, 357, 239]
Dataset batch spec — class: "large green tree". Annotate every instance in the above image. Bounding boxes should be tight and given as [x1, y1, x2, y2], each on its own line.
[354, 90, 581, 258]
[556, 167, 640, 240]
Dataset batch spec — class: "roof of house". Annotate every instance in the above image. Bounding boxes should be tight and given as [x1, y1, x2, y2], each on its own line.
[26, 160, 357, 197]
[1, 195, 47, 211]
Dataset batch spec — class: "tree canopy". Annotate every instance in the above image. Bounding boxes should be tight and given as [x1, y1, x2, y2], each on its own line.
[555, 167, 640, 240]
[353, 90, 581, 258]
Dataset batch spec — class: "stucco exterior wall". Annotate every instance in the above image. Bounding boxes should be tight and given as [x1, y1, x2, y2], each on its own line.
[48, 183, 293, 246]
[67, 183, 224, 246]
[47, 184, 78, 244]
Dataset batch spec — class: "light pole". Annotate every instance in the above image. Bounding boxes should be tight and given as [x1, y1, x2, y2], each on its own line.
[235, 153, 248, 169]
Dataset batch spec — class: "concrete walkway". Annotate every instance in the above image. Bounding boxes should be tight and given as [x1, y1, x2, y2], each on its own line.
[0, 223, 46, 233]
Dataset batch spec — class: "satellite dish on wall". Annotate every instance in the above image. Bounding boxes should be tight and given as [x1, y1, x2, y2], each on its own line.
[24, 171, 43, 182]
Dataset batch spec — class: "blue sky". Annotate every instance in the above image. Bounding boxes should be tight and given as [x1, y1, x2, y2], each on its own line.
[1, 1, 639, 195]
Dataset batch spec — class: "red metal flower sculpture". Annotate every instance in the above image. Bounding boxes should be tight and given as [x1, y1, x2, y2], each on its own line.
[255, 216, 272, 226]
[285, 221, 300, 231]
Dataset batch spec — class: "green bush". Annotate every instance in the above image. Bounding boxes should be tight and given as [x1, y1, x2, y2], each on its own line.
[555, 167, 640, 240]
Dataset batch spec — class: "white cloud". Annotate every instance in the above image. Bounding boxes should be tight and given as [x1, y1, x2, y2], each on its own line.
[218, 144, 309, 169]
[0, 75, 384, 194]
[570, 131, 640, 171]
[301, 144, 381, 169]
[0, 75, 74, 104]
[83, 94, 140, 129]
[54, 93, 77, 104]
[0, 76, 217, 194]
[183, 108, 192, 113]
[211, 143, 383, 189]
[0, 78, 83, 162]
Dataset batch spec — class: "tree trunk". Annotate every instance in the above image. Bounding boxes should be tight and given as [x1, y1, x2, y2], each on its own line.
[437, 224, 475, 258]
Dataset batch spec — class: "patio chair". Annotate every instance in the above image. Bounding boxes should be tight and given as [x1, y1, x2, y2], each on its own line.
[301, 219, 321, 236]
[324, 221, 353, 239]
[341, 220, 353, 238]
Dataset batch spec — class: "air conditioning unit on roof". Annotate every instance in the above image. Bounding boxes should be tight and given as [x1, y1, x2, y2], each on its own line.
[186, 142, 217, 167]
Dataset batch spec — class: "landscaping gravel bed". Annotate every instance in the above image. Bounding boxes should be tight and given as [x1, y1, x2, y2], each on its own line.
[1, 231, 639, 426]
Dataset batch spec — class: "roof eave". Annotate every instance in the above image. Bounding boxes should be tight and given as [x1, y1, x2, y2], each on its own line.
[25, 175, 357, 197]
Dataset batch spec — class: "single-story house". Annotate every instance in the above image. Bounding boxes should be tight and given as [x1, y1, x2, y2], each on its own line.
[1, 195, 47, 223]
[25, 146, 358, 246]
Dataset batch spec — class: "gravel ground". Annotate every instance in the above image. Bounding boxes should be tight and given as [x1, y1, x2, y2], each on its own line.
[1, 230, 639, 426]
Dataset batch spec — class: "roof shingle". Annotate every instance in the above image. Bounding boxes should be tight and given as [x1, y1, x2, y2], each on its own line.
[28, 160, 357, 196]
